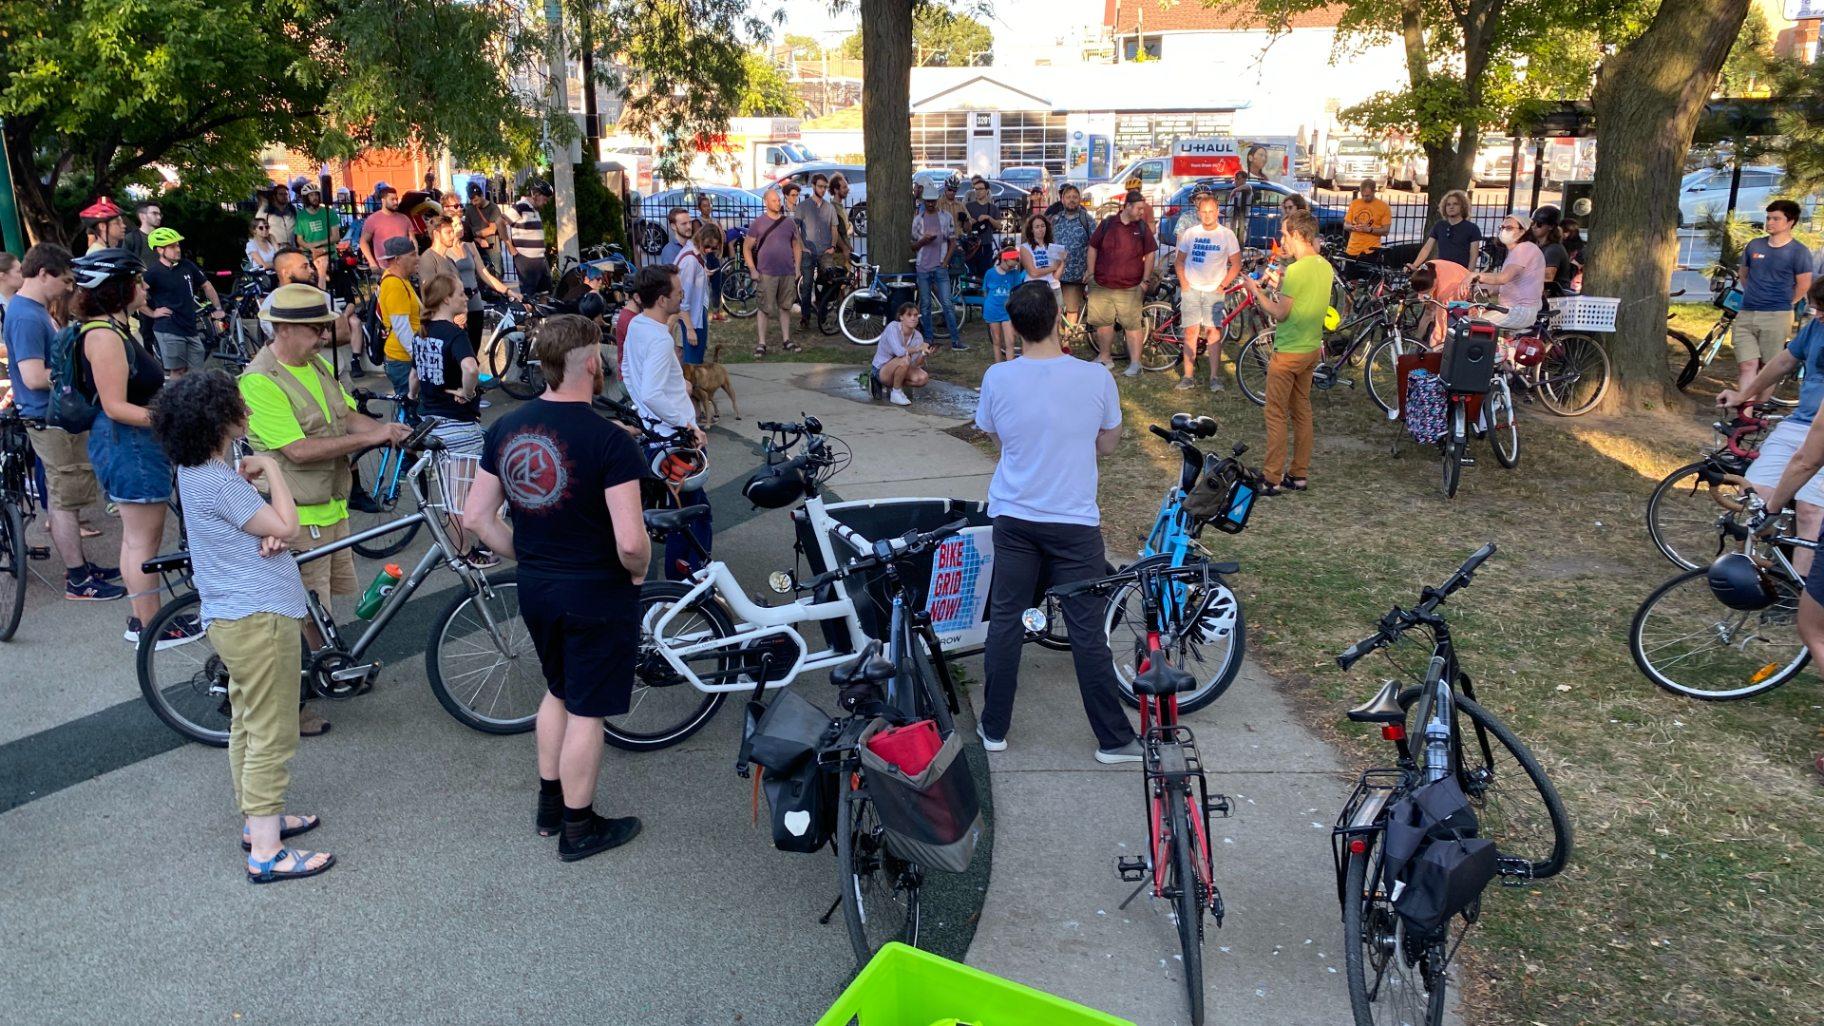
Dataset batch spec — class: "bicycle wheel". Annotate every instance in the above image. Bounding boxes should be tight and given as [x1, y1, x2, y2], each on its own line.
[1486, 381, 1519, 469]
[1668, 328, 1700, 391]
[1364, 334, 1419, 415]
[838, 289, 889, 345]
[837, 763, 923, 969]
[1139, 300, 1184, 372]
[818, 292, 843, 336]
[1535, 332, 1610, 416]
[1235, 331, 1273, 406]
[1629, 566, 1809, 700]
[1440, 404, 1465, 498]
[136, 590, 276, 747]
[0, 501, 26, 642]
[1107, 559, 1245, 714]
[1343, 833, 1446, 1026]
[1769, 364, 1802, 409]
[1452, 693, 1574, 880]
[721, 264, 760, 319]
[348, 446, 419, 558]
[427, 581, 542, 734]
[497, 340, 546, 401]
[1169, 794, 1207, 1026]
[604, 581, 734, 751]
[1646, 460, 1747, 571]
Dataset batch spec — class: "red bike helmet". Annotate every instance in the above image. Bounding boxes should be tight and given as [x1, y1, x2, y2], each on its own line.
[79, 197, 123, 224]
[1509, 336, 1547, 367]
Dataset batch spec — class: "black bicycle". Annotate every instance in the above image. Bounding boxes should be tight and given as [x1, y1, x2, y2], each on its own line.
[1332, 544, 1571, 1026]
[0, 407, 39, 641]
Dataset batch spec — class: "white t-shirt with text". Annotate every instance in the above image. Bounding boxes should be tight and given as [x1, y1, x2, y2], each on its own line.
[1176, 223, 1241, 292]
[975, 356, 1121, 527]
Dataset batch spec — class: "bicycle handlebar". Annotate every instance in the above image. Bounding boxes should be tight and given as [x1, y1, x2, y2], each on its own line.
[1335, 543, 1496, 670]
[800, 518, 971, 591]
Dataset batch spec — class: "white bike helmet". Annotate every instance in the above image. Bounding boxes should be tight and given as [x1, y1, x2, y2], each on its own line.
[651, 445, 709, 492]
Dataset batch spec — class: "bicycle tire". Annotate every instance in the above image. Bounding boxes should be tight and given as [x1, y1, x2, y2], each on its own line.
[1450, 693, 1574, 880]
[1535, 332, 1610, 416]
[721, 265, 760, 319]
[348, 446, 420, 558]
[818, 296, 842, 336]
[1629, 566, 1809, 700]
[497, 344, 546, 401]
[1440, 405, 1464, 498]
[0, 501, 26, 642]
[1646, 460, 1746, 571]
[1106, 557, 1245, 715]
[1364, 334, 1418, 415]
[604, 581, 734, 751]
[1769, 365, 1802, 409]
[838, 289, 889, 346]
[427, 581, 542, 734]
[837, 763, 923, 969]
[1139, 300, 1184, 372]
[1235, 331, 1272, 406]
[1667, 328, 1700, 391]
[135, 590, 253, 747]
[1342, 834, 1444, 1026]
[1487, 381, 1520, 469]
[1170, 794, 1207, 1025]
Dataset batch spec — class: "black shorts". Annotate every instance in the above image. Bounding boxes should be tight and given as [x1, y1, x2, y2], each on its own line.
[1806, 552, 1824, 609]
[521, 585, 638, 717]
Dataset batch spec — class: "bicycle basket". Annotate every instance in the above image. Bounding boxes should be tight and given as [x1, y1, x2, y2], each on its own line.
[1547, 295, 1618, 333]
[438, 452, 480, 516]
[1183, 456, 1259, 535]
[858, 718, 983, 874]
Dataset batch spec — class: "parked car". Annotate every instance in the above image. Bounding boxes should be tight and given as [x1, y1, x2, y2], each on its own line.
[998, 165, 1056, 206]
[1083, 155, 1191, 213]
[1472, 135, 1533, 188]
[1387, 150, 1429, 192]
[628, 185, 767, 257]
[768, 162, 871, 238]
[1154, 179, 1349, 250]
[1678, 164, 1800, 228]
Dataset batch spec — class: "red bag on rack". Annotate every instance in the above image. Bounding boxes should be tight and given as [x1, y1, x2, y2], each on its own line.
[865, 719, 943, 777]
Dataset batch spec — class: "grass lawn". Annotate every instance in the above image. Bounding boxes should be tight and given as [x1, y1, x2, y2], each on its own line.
[725, 302, 1821, 1025]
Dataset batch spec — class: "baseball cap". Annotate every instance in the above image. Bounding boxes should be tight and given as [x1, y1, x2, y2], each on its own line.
[145, 227, 184, 248]
[382, 237, 417, 258]
[999, 248, 1019, 261]
[375, 182, 397, 196]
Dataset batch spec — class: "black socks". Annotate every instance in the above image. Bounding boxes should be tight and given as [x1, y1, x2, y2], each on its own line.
[539, 777, 562, 797]
[562, 803, 597, 844]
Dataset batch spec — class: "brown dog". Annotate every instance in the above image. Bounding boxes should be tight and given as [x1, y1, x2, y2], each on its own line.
[682, 345, 740, 425]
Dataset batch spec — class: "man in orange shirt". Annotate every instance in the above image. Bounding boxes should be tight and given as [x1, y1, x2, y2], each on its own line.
[1343, 179, 1391, 262]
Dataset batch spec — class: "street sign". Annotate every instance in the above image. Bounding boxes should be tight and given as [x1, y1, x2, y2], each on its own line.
[1784, 0, 1824, 21]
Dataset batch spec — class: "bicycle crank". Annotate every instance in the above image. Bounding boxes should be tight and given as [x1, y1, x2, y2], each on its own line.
[311, 652, 380, 699]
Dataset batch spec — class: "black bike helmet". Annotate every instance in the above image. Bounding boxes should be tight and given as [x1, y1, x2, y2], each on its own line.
[743, 464, 808, 509]
[1706, 553, 1778, 611]
[70, 247, 144, 290]
[575, 289, 607, 320]
[527, 178, 554, 198]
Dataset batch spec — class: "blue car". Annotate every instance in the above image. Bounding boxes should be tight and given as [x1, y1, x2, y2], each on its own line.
[1156, 179, 1348, 251]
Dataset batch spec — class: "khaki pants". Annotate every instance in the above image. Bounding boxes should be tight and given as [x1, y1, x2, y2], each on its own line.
[25, 426, 100, 511]
[1731, 309, 1795, 364]
[1263, 348, 1321, 485]
[212, 612, 304, 817]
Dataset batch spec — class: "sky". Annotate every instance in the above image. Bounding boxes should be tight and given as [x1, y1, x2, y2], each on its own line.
[769, 0, 1083, 49]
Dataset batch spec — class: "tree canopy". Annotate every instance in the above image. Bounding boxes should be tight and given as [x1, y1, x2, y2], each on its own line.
[839, 5, 993, 67]
[738, 51, 800, 118]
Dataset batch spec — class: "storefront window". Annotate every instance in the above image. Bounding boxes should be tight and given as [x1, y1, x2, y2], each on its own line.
[911, 112, 969, 169]
[998, 112, 1068, 174]
[1113, 112, 1235, 164]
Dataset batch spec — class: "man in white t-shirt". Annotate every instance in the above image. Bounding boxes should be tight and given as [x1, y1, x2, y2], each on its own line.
[621, 264, 712, 577]
[975, 282, 1139, 763]
[1175, 192, 1243, 392]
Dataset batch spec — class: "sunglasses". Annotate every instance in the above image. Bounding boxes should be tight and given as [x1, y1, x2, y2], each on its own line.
[254, 223, 268, 228]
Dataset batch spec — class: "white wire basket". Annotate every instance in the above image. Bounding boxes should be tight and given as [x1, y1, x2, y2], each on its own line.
[438, 452, 481, 517]
[1548, 295, 1619, 333]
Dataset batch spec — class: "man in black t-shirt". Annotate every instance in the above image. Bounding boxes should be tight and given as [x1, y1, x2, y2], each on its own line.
[143, 227, 223, 377]
[463, 314, 653, 864]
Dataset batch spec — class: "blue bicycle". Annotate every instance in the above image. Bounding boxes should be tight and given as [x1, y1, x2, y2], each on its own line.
[347, 389, 418, 558]
[1104, 413, 1255, 714]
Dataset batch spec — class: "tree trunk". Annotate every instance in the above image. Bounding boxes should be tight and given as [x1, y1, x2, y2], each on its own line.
[862, 0, 914, 273]
[3, 121, 64, 246]
[1587, 0, 1750, 412]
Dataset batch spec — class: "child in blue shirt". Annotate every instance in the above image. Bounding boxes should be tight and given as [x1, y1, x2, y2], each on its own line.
[982, 249, 1028, 363]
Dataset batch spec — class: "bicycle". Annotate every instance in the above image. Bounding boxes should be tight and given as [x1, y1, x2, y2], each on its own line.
[1666, 269, 1802, 405]
[0, 406, 40, 641]
[1493, 303, 1613, 418]
[1332, 543, 1572, 1026]
[480, 297, 564, 400]
[1630, 485, 1815, 700]
[204, 270, 269, 368]
[1236, 267, 1419, 414]
[1391, 300, 1520, 499]
[1106, 414, 1251, 714]
[1645, 412, 1770, 571]
[136, 420, 541, 745]
[345, 389, 421, 559]
[1033, 560, 1234, 1026]
[837, 260, 969, 346]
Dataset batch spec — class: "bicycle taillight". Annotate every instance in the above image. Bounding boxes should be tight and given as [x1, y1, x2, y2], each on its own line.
[1381, 724, 1406, 742]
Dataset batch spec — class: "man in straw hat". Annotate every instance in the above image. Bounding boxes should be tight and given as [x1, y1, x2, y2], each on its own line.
[241, 283, 413, 736]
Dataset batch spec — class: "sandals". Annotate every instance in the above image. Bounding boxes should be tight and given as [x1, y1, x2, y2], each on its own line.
[240, 814, 320, 852]
[1285, 478, 1309, 492]
[536, 791, 564, 838]
[1261, 481, 1285, 497]
[782, 340, 803, 353]
[247, 847, 335, 884]
[753, 344, 768, 360]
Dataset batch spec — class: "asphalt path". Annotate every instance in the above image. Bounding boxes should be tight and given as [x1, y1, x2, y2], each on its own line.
[0, 380, 990, 1024]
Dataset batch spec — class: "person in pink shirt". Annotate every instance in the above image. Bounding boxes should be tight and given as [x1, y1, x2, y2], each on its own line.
[358, 184, 416, 271]
[1410, 259, 1471, 348]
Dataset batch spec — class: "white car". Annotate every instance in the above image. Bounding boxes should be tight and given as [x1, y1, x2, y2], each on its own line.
[1678, 165, 1795, 228]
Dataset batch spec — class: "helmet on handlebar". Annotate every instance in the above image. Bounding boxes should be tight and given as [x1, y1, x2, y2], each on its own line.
[651, 445, 709, 492]
[1706, 553, 1779, 611]
[743, 463, 809, 509]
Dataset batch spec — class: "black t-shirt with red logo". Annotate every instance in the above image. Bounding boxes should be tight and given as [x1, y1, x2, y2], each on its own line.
[481, 398, 646, 608]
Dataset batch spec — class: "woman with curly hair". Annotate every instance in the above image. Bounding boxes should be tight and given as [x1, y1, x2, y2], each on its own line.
[153, 370, 333, 884]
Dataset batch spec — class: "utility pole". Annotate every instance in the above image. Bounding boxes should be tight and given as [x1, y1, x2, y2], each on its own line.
[545, 0, 580, 265]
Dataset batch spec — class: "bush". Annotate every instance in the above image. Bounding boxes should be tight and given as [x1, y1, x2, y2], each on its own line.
[150, 190, 256, 276]
[572, 165, 627, 254]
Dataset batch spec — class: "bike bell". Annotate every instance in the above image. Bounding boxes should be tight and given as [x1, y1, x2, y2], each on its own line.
[1706, 553, 1778, 611]
[652, 445, 709, 492]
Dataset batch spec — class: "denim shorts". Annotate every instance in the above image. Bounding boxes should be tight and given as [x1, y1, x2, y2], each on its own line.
[682, 318, 709, 365]
[88, 413, 172, 504]
[1179, 287, 1224, 328]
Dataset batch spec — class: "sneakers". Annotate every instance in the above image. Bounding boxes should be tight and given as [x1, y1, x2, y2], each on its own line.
[949, 341, 970, 352]
[466, 545, 502, 569]
[1209, 377, 1224, 393]
[1122, 364, 1143, 378]
[84, 561, 122, 582]
[558, 814, 644, 863]
[1174, 377, 1197, 391]
[976, 721, 1007, 753]
[1095, 738, 1144, 764]
[889, 388, 913, 406]
[66, 573, 127, 602]
[124, 614, 203, 650]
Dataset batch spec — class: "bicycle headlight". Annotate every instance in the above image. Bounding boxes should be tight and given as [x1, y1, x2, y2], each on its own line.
[1020, 607, 1048, 634]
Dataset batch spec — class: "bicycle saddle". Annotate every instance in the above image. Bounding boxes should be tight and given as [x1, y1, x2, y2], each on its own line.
[1346, 680, 1407, 724]
[831, 642, 896, 688]
[643, 506, 711, 533]
[1131, 657, 1198, 696]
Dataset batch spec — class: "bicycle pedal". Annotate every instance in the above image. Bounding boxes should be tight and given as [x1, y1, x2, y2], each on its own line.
[1116, 855, 1147, 882]
[1459, 456, 1478, 468]
[1206, 794, 1232, 818]
[1211, 888, 1226, 927]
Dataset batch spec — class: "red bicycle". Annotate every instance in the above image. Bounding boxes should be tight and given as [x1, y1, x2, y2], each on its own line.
[1141, 248, 1273, 383]
[1033, 560, 1233, 1025]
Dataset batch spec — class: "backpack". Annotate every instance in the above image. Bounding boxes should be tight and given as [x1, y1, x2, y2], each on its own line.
[359, 291, 387, 367]
[45, 319, 119, 433]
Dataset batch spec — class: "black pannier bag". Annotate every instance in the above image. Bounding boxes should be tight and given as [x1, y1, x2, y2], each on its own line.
[739, 689, 838, 854]
[1380, 776, 1498, 939]
[857, 718, 983, 873]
